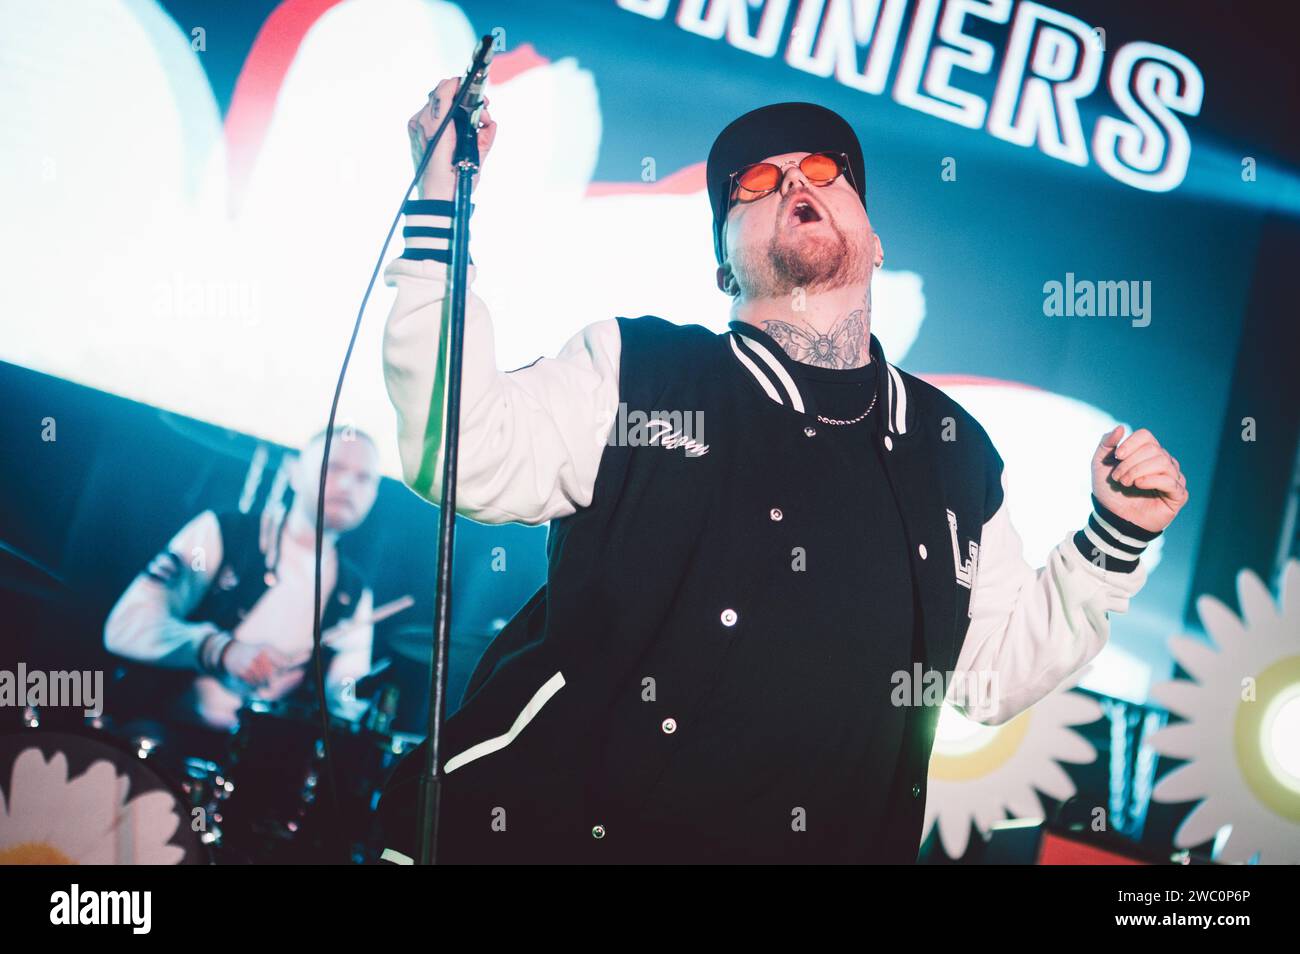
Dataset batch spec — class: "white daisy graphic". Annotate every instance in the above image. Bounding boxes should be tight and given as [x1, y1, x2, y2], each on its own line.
[0, 747, 186, 865]
[924, 683, 1103, 858]
[1146, 559, 1300, 864]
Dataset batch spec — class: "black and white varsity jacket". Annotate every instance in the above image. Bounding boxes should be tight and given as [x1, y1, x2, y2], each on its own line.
[376, 202, 1159, 864]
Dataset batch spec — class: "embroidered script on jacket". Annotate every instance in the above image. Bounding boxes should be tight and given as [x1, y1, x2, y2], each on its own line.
[607, 404, 709, 457]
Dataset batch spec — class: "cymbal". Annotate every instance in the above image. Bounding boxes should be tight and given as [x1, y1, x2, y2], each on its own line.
[385, 626, 434, 664]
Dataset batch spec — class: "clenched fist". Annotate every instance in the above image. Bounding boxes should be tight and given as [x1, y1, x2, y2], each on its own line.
[407, 76, 498, 201]
[1091, 425, 1188, 533]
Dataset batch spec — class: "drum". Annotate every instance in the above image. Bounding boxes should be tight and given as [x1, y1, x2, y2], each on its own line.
[0, 725, 211, 864]
[222, 700, 418, 863]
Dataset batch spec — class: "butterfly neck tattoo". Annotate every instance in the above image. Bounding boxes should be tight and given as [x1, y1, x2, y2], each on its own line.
[760, 311, 868, 369]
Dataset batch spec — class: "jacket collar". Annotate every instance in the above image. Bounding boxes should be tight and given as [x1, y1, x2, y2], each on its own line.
[726, 320, 911, 436]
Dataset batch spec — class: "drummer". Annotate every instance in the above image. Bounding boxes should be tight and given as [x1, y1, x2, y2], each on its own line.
[104, 428, 380, 746]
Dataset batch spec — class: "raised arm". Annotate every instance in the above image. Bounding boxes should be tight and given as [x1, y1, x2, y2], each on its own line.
[383, 78, 620, 525]
[950, 426, 1185, 725]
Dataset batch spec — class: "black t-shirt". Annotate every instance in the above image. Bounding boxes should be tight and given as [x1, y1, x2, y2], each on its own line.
[797, 358, 879, 419]
[635, 357, 918, 862]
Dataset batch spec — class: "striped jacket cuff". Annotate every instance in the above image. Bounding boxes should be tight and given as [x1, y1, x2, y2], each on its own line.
[197, 629, 233, 676]
[1072, 494, 1161, 574]
[400, 198, 474, 265]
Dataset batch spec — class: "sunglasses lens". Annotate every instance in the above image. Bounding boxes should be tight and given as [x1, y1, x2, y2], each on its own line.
[801, 153, 842, 183]
[736, 163, 780, 196]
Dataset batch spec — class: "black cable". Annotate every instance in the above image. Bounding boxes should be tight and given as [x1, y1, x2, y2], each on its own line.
[310, 74, 475, 864]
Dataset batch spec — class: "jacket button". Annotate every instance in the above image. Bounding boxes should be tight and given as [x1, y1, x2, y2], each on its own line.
[661, 717, 677, 734]
[918, 544, 928, 560]
[884, 435, 894, 451]
[911, 783, 921, 798]
[804, 426, 817, 437]
[769, 508, 783, 521]
[720, 608, 738, 627]
[591, 824, 606, 839]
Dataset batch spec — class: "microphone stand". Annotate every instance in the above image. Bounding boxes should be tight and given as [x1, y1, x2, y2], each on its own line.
[416, 45, 489, 866]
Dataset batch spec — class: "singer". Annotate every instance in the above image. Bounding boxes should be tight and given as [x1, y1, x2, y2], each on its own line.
[377, 81, 1188, 864]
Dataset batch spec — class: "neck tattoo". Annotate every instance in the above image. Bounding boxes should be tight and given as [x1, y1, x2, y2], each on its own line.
[760, 311, 868, 369]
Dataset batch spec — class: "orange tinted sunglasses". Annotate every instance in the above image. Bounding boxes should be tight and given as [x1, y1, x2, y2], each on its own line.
[728, 151, 855, 203]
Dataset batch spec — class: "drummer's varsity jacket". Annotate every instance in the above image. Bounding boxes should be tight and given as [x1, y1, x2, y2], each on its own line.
[376, 199, 1159, 864]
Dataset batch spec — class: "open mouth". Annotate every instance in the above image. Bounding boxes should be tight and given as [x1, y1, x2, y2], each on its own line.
[786, 196, 824, 227]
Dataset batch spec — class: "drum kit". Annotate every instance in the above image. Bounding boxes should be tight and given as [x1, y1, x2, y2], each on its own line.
[213, 697, 422, 863]
[1, 692, 423, 865]
[0, 536, 487, 865]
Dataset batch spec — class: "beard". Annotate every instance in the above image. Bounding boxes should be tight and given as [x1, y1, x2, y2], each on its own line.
[731, 216, 870, 301]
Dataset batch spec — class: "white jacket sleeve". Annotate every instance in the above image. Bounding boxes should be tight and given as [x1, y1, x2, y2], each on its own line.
[949, 474, 1160, 725]
[104, 510, 228, 670]
[382, 250, 621, 526]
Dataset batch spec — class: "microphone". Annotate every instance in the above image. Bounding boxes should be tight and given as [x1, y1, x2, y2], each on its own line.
[457, 35, 495, 128]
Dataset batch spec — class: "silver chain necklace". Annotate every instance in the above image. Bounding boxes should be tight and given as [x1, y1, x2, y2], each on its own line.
[815, 390, 878, 426]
